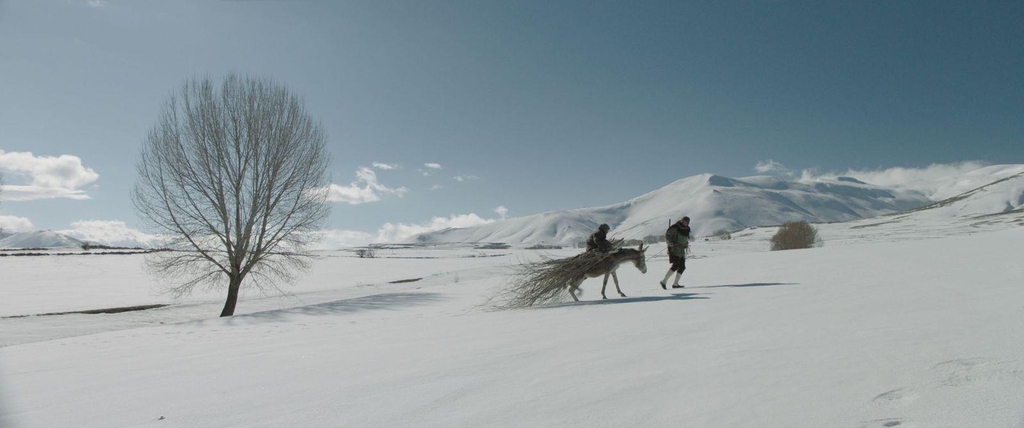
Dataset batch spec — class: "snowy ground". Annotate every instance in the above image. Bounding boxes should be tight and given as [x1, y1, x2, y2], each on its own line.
[2, 215, 1024, 427]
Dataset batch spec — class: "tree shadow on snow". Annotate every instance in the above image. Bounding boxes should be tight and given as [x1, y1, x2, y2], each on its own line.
[236, 292, 446, 321]
[539, 292, 708, 309]
[691, 282, 798, 289]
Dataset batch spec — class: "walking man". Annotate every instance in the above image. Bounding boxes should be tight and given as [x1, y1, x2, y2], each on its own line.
[661, 216, 691, 289]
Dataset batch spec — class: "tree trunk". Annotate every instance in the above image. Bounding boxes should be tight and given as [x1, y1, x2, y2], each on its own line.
[220, 275, 242, 317]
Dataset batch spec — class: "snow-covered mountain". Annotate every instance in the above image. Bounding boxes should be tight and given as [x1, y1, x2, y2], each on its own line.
[900, 167, 1024, 218]
[58, 222, 164, 249]
[0, 230, 86, 249]
[858, 166, 1024, 232]
[408, 165, 1024, 246]
[0, 223, 162, 250]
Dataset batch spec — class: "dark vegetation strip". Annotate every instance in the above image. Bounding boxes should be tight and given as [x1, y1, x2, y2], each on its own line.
[337, 253, 509, 260]
[972, 207, 1024, 219]
[851, 220, 899, 229]
[388, 278, 423, 284]
[0, 250, 152, 257]
[2, 304, 169, 318]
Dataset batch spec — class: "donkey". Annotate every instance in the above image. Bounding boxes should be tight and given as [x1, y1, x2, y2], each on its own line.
[567, 243, 648, 301]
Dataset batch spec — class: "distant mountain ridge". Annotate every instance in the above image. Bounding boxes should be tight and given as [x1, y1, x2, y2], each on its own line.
[0, 229, 159, 250]
[885, 169, 1024, 219]
[0, 230, 86, 249]
[408, 165, 1024, 246]
[5, 165, 1021, 250]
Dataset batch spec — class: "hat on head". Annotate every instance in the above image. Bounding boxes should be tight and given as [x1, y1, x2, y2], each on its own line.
[598, 223, 610, 231]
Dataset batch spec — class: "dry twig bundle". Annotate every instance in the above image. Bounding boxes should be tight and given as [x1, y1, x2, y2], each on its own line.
[489, 239, 623, 309]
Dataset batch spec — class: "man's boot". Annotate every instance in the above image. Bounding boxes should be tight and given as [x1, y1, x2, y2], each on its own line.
[671, 272, 684, 288]
[660, 270, 673, 289]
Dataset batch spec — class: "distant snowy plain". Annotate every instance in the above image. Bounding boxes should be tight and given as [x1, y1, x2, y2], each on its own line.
[2, 204, 1023, 427]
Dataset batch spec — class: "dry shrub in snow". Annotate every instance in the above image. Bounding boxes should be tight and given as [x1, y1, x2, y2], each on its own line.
[355, 248, 377, 258]
[770, 221, 819, 251]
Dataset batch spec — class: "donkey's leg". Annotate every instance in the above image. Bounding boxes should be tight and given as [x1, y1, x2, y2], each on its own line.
[568, 276, 584, 302]
[612, 271, 626, 297]
[601, 273, 612, 299]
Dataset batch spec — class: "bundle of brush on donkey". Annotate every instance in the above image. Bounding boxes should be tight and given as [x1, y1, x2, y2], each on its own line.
[491, 239, 648, 309]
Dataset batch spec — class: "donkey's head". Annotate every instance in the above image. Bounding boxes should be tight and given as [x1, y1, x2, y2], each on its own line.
[633, 243, 648, 274]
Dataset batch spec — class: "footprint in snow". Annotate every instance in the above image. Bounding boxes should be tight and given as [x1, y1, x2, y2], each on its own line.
[872, 388, 917, 407]
[931, 357, 1024, 387]
[864, 357, 1023, 427]
[859, 418, 907, 428]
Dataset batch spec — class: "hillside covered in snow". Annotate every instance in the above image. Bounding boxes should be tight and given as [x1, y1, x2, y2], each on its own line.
[0, 230, 85, 249]
[3, 192, 1023, 427]
[408, 164, 1024, 245]
[0, 222, 163, 250]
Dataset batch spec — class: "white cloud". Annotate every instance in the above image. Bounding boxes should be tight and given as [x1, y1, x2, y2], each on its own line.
[0, 216, 34, 233]
[58, 220, 165, 248]
[375, 213, 495, 243]
[431, 184, 443, 190]
[325, 167, 409, 205]
[419, 163, 444, 177]
[325, 183, 380, 204]
[55, 220, 375, 250]
[0, 150, 99, 201]
[754, 161, 996, 199]
[796, 161, 991, 198]
[316, 211, 497, 247]
[803, 161, 989, 187]
[318, 206, 513, 247]
[754, 159, 794, 177]
[452, 175, 479, 182]
[316, 229, 375, 249]
[372, 162, 398, 170]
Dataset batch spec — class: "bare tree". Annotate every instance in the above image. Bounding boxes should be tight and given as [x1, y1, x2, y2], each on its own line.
[133, 74, 331, 316]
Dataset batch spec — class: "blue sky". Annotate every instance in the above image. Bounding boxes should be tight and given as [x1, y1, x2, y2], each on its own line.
[0, 0, 1022, 245]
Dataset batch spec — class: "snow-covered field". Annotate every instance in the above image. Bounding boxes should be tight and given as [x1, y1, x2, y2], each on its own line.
[2, 213, 1024, 427]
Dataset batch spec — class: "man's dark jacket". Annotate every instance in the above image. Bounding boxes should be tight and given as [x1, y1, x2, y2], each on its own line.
[586, 230, 612, 252]
[666, 222, 691, 256]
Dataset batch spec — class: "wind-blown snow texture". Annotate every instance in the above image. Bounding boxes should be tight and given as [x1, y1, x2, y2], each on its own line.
[409, 165, 1024, 245]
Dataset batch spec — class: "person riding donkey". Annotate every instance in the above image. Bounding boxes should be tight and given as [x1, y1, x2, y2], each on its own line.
[586, 223, 613, 253]
[660, 216, 691, 289]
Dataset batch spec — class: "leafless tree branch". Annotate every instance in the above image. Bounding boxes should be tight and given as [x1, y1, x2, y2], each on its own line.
[133, 74, 331, 316]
